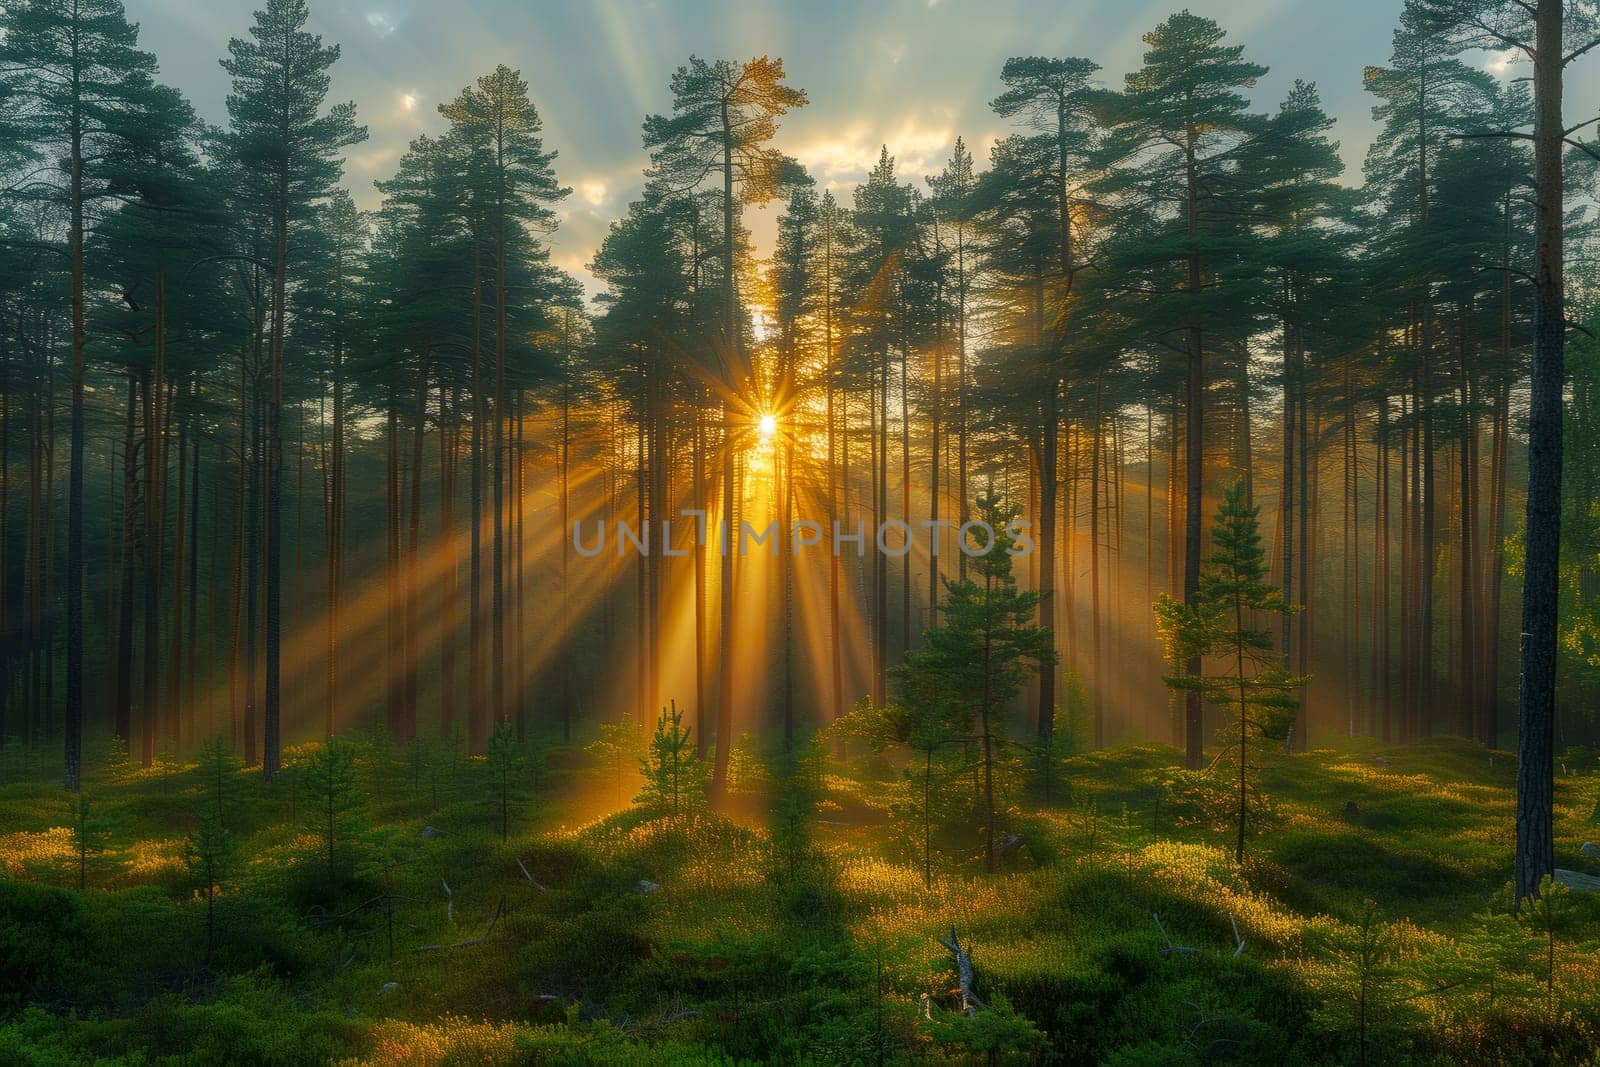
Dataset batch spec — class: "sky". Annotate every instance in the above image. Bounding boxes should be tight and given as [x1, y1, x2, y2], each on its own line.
[123, 0, 1520, 300]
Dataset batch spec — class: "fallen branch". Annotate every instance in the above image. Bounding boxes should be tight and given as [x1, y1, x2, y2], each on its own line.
[517, 857, 549, 890]
[449, 896, 506, 948]
[415, 896, 507, 953]
[442, 878, 453, 923]
[1229, 912, 1245, 958]
[1152, 912, 1200, 957]
[936, 926, 984, 1015]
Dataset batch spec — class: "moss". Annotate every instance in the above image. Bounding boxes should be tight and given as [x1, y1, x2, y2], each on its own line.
[0, 736, 1596, 1062]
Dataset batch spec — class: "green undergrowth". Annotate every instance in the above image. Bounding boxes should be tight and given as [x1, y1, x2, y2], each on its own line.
[1, 733, 1597, 1064]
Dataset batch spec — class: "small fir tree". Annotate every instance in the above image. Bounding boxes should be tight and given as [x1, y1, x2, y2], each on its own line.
[1156, 479, 1303, 863]
[486, 719, 523, 842]
[896, 494, 1055, 872]
[196, 735, 243, 830]
[637, 700, 705, 818]
[69, 792, 108, 890]
[587, 721, 643, 805]
[303, 738, 362, 883]
[183, 813, 235, 957]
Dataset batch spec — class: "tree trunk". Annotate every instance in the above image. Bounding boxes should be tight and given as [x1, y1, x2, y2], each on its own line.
[264, 196, 287, 781]
[186, 435, 200, 745]
[1515, 0, 1564, 908]
[440, 380, 458, 740]
[493, 227, 507, 731]
[1183, 145, 1205, 771]
[1037, 378, 1058, 745]
[114, 377, 137, 749]
[170, 391, 188, 748]
[468, 247, 485, 753]
[64, 81, 86, 792]
[403, 361, 427, 746]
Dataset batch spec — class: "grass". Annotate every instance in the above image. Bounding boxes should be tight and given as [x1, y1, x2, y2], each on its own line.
[1, 731, 1598, 1064]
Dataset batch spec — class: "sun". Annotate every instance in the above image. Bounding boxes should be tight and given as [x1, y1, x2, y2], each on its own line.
[758, 413, 777, 439]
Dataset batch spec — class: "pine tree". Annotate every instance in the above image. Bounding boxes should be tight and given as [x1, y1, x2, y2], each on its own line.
[1093, 12, 1268, 769]
[637, 699, 705, 818]
[292, 189, 367, 739]
[91, 77, 213, 768]
[485, 718, 522, 841]
[1363, 1, 1495, 743]
[183, 813, 235, 956]
[643, 56, 806, 798]
[1237, 80, 1353, 746]
[1420, 0, 1600, 909]
[220, 0, 365, 779]
[768, 172, 820, 745]
[0, 0, 156, 790]
[898, 496, 1054, 872]
[368, 132, 476, 745]
[590, 183, 695, 731]
[842, 147, 917, 712]
[196, 734, 243, 830]
[1156, 480, 1302, 863]
[439, 65, 567, 745]
[303, 737, 360, 883]
[989, 57, 1099, 746]
[68, 791, 107, 889]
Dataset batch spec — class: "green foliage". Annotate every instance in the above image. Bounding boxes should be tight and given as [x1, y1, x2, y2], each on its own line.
[1156, 480, 1303, 861]
[1310, 899, 1412, 1063]
[1032, 671, 1092, 804]
[766, 739, 823, 880]
[828, 696, 914, 755]
[726, 731, 766, 798]
[896, 494, 1054, 873]
[0, 736, 1597, 1061]
[301, 738, 362, 884]
[485, 719, 524, 842]
[67, 794, 107, 891]
[402, 733, 464, 813]
[928, 990, 1048, 1058]
[195, 735, 243, 830]
[220, 0, 367, 217]
[1450, 907, 1543, 1008]
[899, 494, 1055, 737]
[182, 813, 235, 953]
[586, 721, 643, 804]
[637, 701, 706, 818]
[1519, 875, 1579, 1006]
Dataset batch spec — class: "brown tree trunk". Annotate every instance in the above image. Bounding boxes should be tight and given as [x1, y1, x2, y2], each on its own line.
[114, 376, 137, 750]
[1516, 0, 1565, 907]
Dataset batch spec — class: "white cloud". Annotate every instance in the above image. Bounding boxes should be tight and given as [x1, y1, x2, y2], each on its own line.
[1484, 52, 1516, 78]
[365, 9, 399, 37]
[790, 112, 958, 189]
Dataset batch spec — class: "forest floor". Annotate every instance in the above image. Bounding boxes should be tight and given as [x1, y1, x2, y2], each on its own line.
[1, 732, 1599, 1064]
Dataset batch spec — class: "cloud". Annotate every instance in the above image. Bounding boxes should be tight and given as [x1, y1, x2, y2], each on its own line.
[1483, 51, 1518, 78]
[790, 111, 960, 190]
[364, 9, 400, 37]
